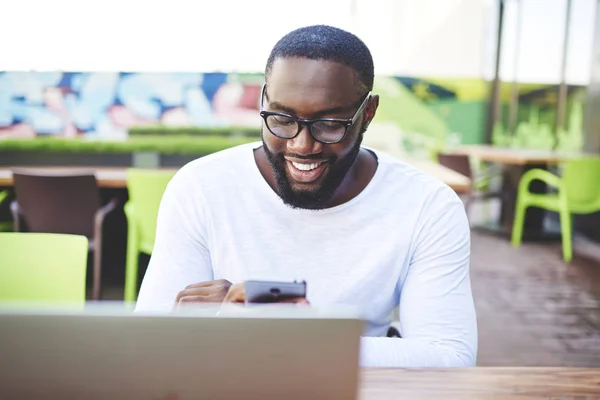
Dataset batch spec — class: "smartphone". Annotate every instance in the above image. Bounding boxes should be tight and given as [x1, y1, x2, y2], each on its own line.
[244, 280, 307, 304]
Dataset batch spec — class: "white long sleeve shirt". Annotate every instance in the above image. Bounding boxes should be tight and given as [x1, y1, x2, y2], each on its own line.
[135, 142, 478, 367]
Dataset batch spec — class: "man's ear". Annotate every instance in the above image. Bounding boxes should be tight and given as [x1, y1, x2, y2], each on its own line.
[363, 94, 379, 129]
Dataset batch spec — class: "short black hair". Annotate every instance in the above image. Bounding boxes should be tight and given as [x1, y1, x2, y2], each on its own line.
[265, 25, 374, 93]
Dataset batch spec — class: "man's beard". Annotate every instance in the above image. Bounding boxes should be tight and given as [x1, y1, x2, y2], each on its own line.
[262, 131, 363, 210]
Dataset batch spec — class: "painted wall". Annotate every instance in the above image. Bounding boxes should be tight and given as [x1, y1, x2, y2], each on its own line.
[0, 71, 586, 153]
[0, 72, 265, 139]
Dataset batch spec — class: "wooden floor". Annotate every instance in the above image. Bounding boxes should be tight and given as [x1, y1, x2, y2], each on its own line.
[359, 368, 600, 399]
[469, 199, 600, 367]
[100, 200, 600, 367]
[472, 230, 600, 366]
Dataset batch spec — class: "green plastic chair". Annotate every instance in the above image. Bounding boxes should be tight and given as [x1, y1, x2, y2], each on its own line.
[0, 190, 12, 232]
[511, 158, 600, 262]
[124, 169, 176, 302]
[0, 232, 89, 303]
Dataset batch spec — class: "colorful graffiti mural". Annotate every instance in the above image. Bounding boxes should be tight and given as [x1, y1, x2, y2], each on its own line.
[0, 71, 482, 142]
[0, 71, 587, 152]
[0, 72, 265, 139]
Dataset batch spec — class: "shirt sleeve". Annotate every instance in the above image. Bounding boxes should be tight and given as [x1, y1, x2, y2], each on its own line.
[359, 188, 478, 367]
[135, 168, 214, 312]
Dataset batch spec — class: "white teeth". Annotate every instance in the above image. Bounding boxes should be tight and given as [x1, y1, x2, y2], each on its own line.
[292, 161, 322, 171]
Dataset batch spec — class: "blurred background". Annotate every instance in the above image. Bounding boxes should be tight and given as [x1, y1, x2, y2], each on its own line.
[1, 0, 600, 367]
[0, 0, 595, 150]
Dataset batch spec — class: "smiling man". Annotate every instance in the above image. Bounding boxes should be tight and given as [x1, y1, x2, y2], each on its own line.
[135, 25, 478, 367]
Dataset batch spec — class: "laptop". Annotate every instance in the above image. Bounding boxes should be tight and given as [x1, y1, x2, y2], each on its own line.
[0, 304, 364, 400]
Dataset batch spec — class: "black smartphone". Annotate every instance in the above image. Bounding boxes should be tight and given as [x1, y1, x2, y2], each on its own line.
[244, 280, 307, 304]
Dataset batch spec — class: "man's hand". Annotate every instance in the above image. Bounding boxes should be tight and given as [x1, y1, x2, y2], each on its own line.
[174, 279, 233, 306]
[223, 282, 310, 304]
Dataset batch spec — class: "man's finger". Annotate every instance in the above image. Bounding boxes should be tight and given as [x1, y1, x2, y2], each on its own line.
[223, 283, 246, 303]
[178, 295, 222, 303]
[175, 288, 209, 303]
[184, 279, 232, 290]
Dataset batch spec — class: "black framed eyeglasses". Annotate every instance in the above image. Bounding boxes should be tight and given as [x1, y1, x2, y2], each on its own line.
[259, 84, 371, 144]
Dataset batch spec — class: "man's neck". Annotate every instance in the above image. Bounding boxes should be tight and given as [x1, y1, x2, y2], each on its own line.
[326, 148, 378, 208]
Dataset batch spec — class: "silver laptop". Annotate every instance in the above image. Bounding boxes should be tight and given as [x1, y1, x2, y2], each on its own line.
[0, 304, 364, 400]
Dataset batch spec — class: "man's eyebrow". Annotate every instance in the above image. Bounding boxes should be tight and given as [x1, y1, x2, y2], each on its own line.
[267, 100, 356, 118]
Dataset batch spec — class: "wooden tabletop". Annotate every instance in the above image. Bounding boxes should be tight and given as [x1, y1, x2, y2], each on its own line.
[359, 368, 600, 399]
[447, 144, 586, 166]
[0, 162, 471, 193]
[402, 157, 471, 193]
[0, 167, 176, 189]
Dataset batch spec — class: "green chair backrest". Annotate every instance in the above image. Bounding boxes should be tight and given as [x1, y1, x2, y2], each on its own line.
[562, 157, 600, 208]
[0, 190, 10, 232]
[126, 169, 176, 249]
[0, 233, 88, 303]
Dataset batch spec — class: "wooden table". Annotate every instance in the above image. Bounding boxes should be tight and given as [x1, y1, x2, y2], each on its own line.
[0, 167, 176, 189]
[402, 157, 471, 193]
[447, 145, 581, 166]
[0, 163, 471, 193]
[359, 368, 600, 399]
[447, 145, 586, 241]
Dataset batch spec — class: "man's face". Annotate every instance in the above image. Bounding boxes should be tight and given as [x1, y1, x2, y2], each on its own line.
[261, 57, 373, 210]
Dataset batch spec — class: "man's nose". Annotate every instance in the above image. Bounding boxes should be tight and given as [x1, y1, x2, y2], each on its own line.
[287, 124, 323, 156]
